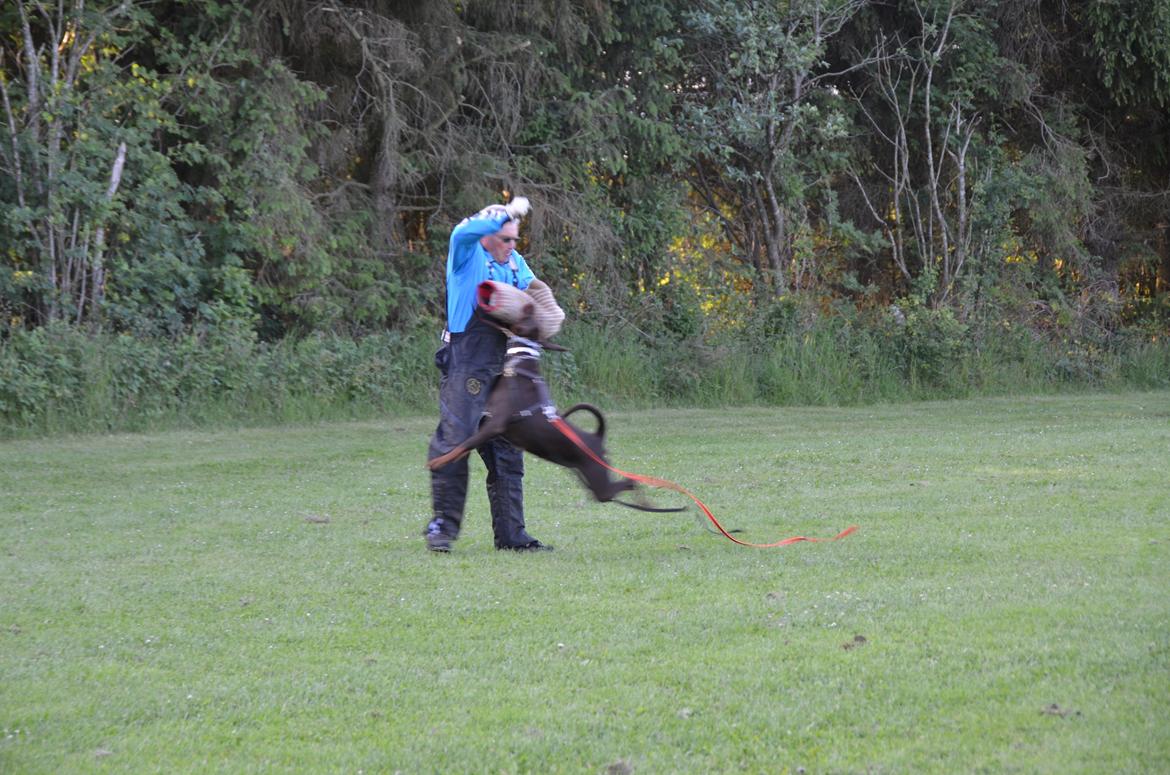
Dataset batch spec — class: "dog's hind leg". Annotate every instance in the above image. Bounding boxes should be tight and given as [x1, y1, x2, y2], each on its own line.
[573, 463, 636, 504]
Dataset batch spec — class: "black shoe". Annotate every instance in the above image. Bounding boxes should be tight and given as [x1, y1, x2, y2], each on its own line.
[425, 519, 455, 553]
[499, 540, 553, 552]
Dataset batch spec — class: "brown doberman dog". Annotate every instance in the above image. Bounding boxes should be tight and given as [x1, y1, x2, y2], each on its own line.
[427, 306, 681, 513]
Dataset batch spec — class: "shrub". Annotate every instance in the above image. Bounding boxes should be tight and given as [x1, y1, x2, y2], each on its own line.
[2, 314, 1167, 438]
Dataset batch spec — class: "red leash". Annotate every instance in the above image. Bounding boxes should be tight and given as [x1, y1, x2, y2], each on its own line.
[549, 417, 857, 548]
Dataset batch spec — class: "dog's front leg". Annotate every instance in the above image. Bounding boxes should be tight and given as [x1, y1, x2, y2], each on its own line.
[427, 417, 508, 471]
[427, 445, 472, 471]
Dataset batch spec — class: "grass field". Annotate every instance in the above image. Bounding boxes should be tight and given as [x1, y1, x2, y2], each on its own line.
[2, 392, 1168, 773]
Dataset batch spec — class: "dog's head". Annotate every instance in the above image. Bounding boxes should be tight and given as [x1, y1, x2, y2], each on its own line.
[508, 303, 540, 340]
[507, 303, 567, 351]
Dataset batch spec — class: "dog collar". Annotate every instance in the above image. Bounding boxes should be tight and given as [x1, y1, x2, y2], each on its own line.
[505, 345, 541, 359]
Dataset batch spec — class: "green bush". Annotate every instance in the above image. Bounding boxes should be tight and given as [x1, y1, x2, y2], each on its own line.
[3, 314, 1169, 438]
[1117, 333, 1170, 389]
[0, 323, 440, 435]
[0, 323, 93, 427]
[887, 298, 970, 391]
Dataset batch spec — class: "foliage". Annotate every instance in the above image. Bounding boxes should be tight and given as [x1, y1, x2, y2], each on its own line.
[1084, 0, 1170, 109]
[0, 320, 436, 434]
[2, 0, 1169, 430]
[679, 0, 865, 296]
[1, 1, 159, 328]
[7, 307, 1169, 436]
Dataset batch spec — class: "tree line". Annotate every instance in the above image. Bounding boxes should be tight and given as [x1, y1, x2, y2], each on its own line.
[2, 0, 1168, 347]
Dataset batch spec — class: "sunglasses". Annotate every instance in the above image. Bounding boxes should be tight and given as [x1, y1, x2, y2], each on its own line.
[498, 236, 518, 244]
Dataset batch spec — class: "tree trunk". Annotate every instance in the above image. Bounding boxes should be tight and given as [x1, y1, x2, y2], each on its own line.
[1156, 221, 1170, 295]
[85, 142, 128, 323]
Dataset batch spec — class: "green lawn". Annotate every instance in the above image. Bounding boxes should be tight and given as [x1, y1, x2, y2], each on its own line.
[2, 392, 1168, 773]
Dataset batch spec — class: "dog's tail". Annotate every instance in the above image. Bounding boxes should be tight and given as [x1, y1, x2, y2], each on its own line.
[561, 403, 606, 439]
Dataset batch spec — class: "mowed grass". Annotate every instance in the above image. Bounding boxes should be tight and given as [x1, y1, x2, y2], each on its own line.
[1, 392, 1168, 773]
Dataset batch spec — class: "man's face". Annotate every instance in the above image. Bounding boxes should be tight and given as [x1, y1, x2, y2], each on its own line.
[482, 221, 519, 264]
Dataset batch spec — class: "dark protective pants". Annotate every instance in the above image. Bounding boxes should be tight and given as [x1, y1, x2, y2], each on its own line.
[426, 314, 535, 548]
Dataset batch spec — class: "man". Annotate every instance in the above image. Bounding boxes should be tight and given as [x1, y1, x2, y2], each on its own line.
[424, 196, 552, 553]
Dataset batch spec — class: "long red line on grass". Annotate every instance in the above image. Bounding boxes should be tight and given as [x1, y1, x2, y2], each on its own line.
[549, 417, 857, 548]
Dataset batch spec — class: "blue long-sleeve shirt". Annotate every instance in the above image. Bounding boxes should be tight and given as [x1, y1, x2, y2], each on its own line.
[446, 212, 535, 333]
